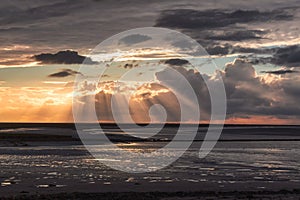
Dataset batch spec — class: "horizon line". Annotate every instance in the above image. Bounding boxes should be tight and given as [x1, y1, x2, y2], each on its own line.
[0, 122, 299, 126]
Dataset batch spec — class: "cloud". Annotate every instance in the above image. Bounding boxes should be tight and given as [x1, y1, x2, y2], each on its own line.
[232, 46, 275, 54]
[0, 1, 85, 27]
[261, 69, 298, 75]
[75, 58, 300, 123]
[206, 30, 266, 41]
[115, 62, 139, 69]
[155, 8, 296, 57]
[155, 9, 292, 30]
[222, 59, 300, 119]
[164, 58, 190, 66]
[9, 57, 299, 123]
[271, 45, 300, 67]
[33, 50, 97, 64]
[125, 58, 300, 121]
[224, 59, 256, 81]
[1, 1, 299, 65]
[240, 45, 300, 67]
[92, 58, 300, 122]
[155, 65, 212, 121]
[119, 34, 152, 45]
[48, 69, 83, 78]
[207, 42, 289, 56]
[77, 65, 211, 123]
[123, 63, 134, 69]
[206, 44, 230, 55]
[172, 37, 275, 56]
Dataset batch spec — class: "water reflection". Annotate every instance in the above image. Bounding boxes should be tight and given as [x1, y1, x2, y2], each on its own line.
[0, 141, 299, 191]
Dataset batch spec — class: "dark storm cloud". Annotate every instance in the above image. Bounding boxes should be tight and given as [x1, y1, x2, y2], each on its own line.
[155, 9, 292, 30]
[222, 59, 300, 118]
[119, 34, 152, 45]
[159, 58, 300, 119]
[206, 44, 230, 55]
[271, 45, 300, 67]
[155, 8, 295, 55]
[240, 45, 300, 67]
[0, 0, 298, 62]
[0, 1, 82, 26]
[0, 0, 161, 51]
[158, 9, 291, 56]
[48, 69, 83, 78]
[164, 58, 190, 66]
[33, 50, 97, 65]
[261, 69, 298, 75]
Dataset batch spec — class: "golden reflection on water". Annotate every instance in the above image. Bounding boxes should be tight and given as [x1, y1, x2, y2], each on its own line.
[115, 142, 169, 153]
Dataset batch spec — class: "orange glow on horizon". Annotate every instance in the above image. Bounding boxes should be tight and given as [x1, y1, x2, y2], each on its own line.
[0, 84, 298, 124]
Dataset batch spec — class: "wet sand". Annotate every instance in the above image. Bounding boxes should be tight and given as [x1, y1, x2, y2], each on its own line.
[1, 190, 300, 200]
[1, 124, 300, 199]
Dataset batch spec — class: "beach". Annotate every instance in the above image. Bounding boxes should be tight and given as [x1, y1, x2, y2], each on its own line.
[0, 124, 300, 199]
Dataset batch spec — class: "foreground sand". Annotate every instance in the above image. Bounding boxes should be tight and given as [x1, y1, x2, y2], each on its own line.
[1, 190, 300, 200]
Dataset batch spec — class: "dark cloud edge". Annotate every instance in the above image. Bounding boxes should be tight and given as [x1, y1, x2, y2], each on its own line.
[33, 50, 98, 65]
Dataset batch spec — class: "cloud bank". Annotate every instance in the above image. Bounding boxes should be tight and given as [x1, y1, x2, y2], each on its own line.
[156, 9, 292, 30]
[74, 58, 300, 124]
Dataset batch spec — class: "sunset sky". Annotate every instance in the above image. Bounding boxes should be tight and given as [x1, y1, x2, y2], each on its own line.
[0, 0, 300, 124]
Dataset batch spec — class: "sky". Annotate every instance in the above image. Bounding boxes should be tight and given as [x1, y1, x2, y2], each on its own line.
[0, 0, 300, 124]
